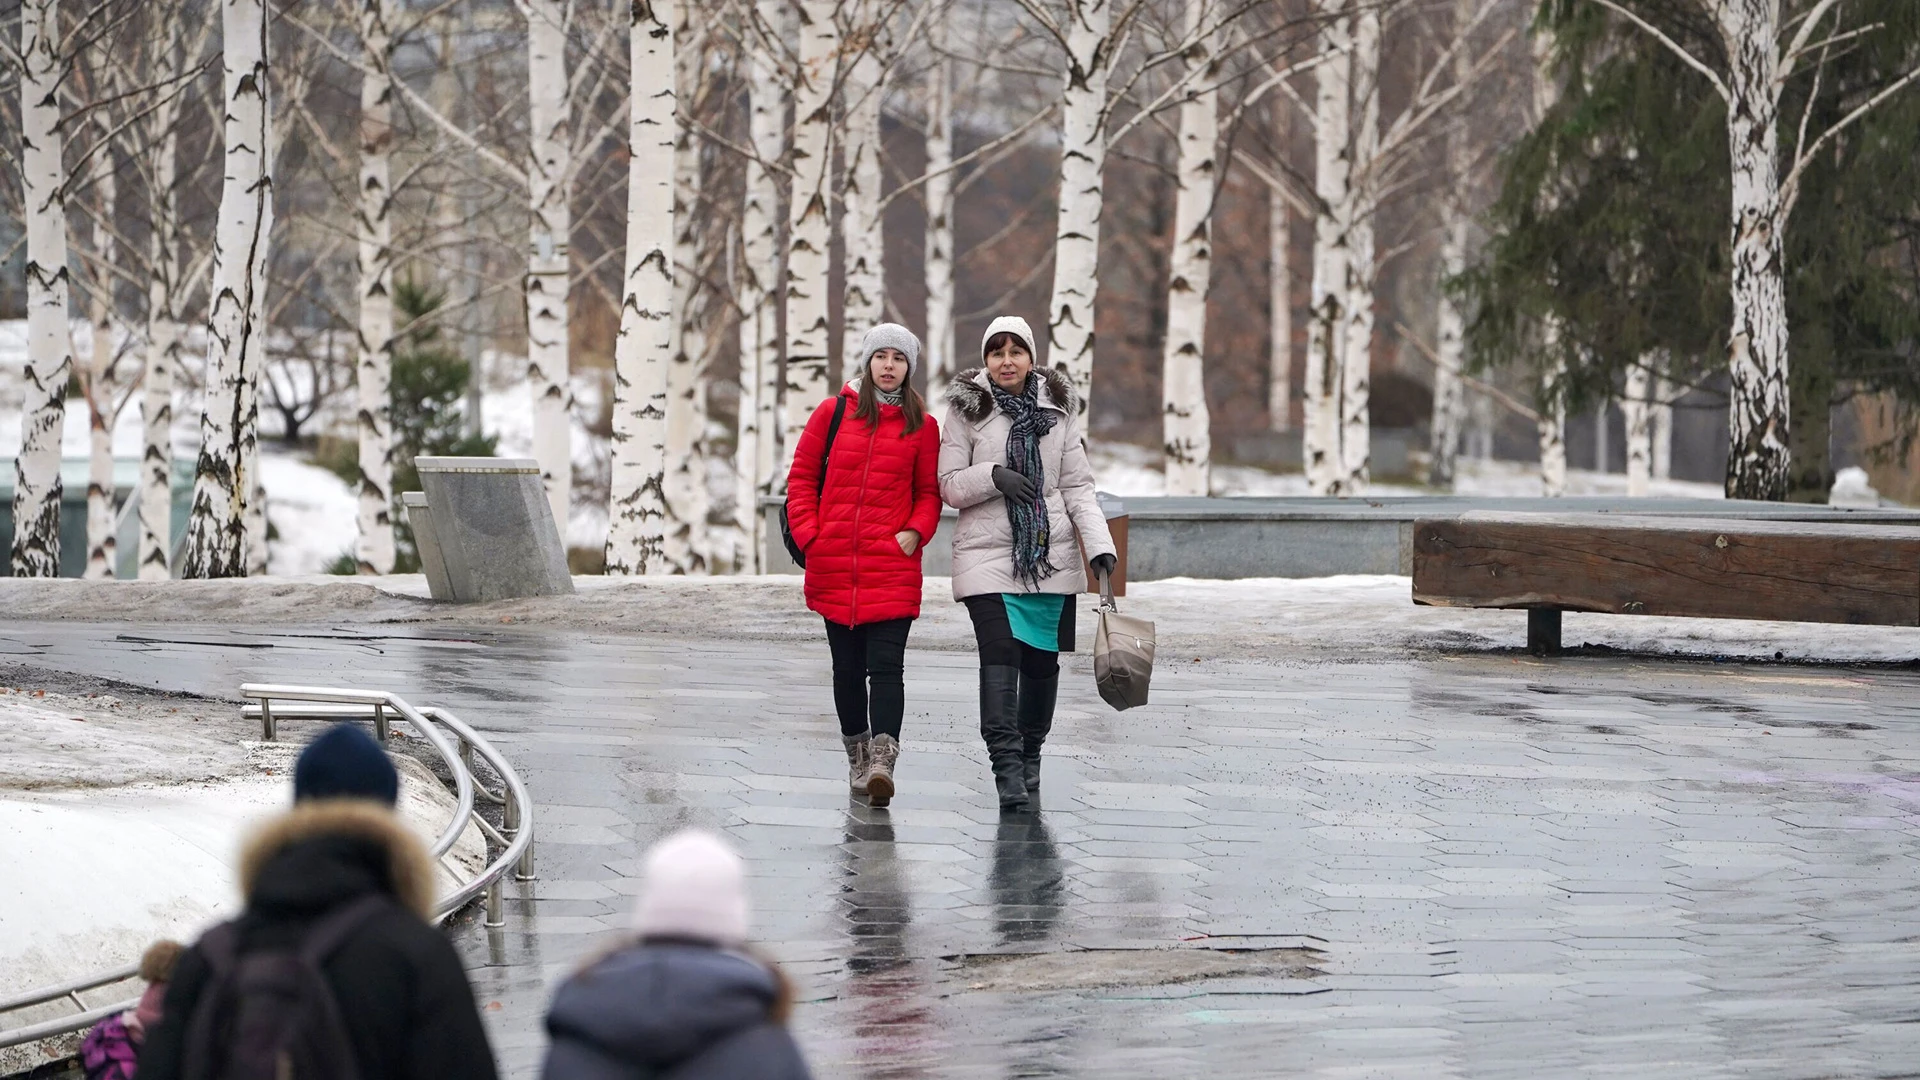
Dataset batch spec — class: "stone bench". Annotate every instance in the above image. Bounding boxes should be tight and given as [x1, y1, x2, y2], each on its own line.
[407, 457, 572, 602]
[1411, 511, 1920, 655]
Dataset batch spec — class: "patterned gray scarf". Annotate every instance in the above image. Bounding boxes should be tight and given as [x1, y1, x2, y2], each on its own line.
[990, 374, 1058, 590]
[875, 385, 904, 407]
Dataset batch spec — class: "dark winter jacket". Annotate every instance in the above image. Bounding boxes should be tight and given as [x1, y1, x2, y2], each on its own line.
[136, 800, 500, 1080]
[542, 941, 812, 1080]
[786, 381, 943, 626]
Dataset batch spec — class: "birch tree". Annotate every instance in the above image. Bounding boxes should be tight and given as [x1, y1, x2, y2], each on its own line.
[182, 0, 273, 578]
[1336, 1, 1380, 492]
[1426, 0, 1479, 491]
[523, 0, 574, 530]
[1160, 0, 1219, 497]
[923, 15, 956, 405]
[662, 0, 709, 573]
[781, 0, 839, 476]
[1030, 0, 1110, 417]
[1267, 184, 1291, 434]
[1302, 5, 1351, 495]
[839, 0, 887, 363]
[734, 0, 791, 571]
[12, 0, 75, 578]
[605, 0, 674, 575]
[81, 119, 122, 579]
[1624, 359, 1652, 495]
[355, 0, 396, 574]
[1532, 25, 1566, 497]
[138, 19, 201, 581]
[1590, 0, 1920, 498]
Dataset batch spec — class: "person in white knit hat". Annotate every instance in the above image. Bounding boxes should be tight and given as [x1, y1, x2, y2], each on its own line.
[938, 315, 1117, 810]
[541, 831, 812, 1079]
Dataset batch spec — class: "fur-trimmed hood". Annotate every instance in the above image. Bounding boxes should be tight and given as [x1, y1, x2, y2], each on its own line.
[239, 799, 437, 920]
[945, 365, 1076, 424]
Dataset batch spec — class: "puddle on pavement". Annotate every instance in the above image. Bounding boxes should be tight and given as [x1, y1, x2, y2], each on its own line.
[948, 947, 1322, 992]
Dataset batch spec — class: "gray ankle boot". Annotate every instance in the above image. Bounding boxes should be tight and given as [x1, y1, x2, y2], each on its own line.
[1017, 671, 1059, 791]
[867, 734, 900, 807]
[843, 734, 871, 795]
[980, 665, 1028, 810]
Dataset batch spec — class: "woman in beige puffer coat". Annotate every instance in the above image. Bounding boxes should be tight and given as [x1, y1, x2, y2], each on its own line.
[938, 315, 1116, 809]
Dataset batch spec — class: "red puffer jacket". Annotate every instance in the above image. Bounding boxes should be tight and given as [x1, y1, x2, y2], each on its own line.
[786, 383, 943, 627]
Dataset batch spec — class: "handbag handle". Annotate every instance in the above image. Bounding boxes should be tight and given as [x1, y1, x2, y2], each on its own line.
[1095, 567, 1118, 613]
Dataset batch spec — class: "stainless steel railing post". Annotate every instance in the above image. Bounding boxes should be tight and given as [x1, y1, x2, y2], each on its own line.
[485, 877, 504, 927]
[373, 702, 388, 743]
[260, 697, 275, 740]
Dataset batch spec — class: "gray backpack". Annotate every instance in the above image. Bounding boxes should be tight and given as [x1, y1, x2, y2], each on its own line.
[179, 895, 386, 1080]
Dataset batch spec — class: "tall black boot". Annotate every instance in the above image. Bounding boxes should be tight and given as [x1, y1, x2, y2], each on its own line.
[1017, 671, 1058, 791]
[979, 665, 1028, 809]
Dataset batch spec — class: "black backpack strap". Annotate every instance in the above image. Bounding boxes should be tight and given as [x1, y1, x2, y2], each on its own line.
[179, 921, 242, 1080]
[817, 395, 848, 495]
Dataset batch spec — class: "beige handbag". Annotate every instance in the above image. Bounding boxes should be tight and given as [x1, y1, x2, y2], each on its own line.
[1093, 571, 1155, 711]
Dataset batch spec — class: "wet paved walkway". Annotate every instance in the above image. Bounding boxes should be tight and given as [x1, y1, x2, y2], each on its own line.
[7, 620, 1920, 1078]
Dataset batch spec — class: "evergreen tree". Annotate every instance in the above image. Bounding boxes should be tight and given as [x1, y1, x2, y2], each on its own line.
[1460, 1, 1920, 500]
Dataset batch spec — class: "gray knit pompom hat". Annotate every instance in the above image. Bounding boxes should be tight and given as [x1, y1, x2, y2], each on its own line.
[858, 323, 921, 378]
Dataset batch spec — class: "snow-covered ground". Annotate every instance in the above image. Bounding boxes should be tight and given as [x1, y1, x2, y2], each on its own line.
[0, 673, 485, 1065]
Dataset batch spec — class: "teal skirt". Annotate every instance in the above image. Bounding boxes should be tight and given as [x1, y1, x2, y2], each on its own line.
[1002, 592, 1071, 653]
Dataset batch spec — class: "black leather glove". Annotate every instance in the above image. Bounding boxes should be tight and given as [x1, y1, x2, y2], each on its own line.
[1090, 553, 1117, 578]
[992, 465, 1036, 503]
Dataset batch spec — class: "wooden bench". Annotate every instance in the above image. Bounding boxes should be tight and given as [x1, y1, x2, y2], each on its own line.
[1411, 511, 1920, 655]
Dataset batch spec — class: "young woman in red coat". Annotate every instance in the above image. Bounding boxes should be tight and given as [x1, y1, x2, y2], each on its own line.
[785, 324, 942, 807]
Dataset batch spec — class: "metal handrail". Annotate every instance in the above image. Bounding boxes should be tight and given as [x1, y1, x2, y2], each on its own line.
[0, 686, 534, 1056]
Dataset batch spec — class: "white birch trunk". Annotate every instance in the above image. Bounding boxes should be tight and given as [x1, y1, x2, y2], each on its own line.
[355, 0, 396, 574]
[605, 0, 674, 575]
[1539, 354, 1567, 497]
[13, 0, 73, 578]
[1624, 361, 1652, 496]
[1267, 184, 1291, 433]
[1045, 0, 1112, 420]
[1531, 26, 1565, 500]
[1594, 397, 1610, 472]
[1651, 361, 1674, 480]
[663, 0, 707, 573]
[1160, 0, 1217, 497]
[524, 0, 573, 532]
[1304, 4, 1352, 496]
[924, 25, 955, 407]
[182, 0, 272, 578]
[839, 0, 885, 365]
[84, 157, 119, 579]
[1428, 0, 1475, 491]
[1429, 203, 1468, 490]
[1335, 2, 1380, 494]
[245, 468, 267, 574]
[140, 117, 181, 581]
[734, 0, 788, 572]
[781, 0, 838, 481]
[1716, 2, 1789, 500]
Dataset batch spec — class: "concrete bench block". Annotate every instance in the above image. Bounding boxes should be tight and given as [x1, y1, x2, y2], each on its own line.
[414, 457, 573, 602]
[402, 492, 454, 601]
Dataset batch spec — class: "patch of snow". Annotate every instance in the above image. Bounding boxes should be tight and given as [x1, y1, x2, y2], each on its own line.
[1830, 466, 1881, 508]
[261, 452, 359, 576]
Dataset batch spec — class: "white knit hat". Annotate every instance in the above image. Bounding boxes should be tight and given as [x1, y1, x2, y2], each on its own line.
[981, 315, 1038, 363]
[858, 323, 921, 377]
[630, 830, 751, 946]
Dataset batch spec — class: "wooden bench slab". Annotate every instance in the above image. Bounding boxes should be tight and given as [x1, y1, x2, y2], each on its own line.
[1413, 512, 1920, 651]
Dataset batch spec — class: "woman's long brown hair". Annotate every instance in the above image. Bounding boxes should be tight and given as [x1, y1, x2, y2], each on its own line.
[854, 362, 927, 434]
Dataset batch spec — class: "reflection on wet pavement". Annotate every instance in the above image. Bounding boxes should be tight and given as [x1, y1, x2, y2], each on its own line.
[8, 622, 1920, 1078]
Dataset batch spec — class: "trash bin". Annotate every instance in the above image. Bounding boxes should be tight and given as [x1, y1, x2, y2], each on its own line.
[1081, 491, 1127, 597]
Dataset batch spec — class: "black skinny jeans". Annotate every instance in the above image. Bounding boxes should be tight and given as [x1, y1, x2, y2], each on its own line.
[823, 617, 913, 739]
[962, 595, 1062, 679]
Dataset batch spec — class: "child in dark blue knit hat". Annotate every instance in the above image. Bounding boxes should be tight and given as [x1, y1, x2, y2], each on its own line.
[292, 722, 399, 804]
